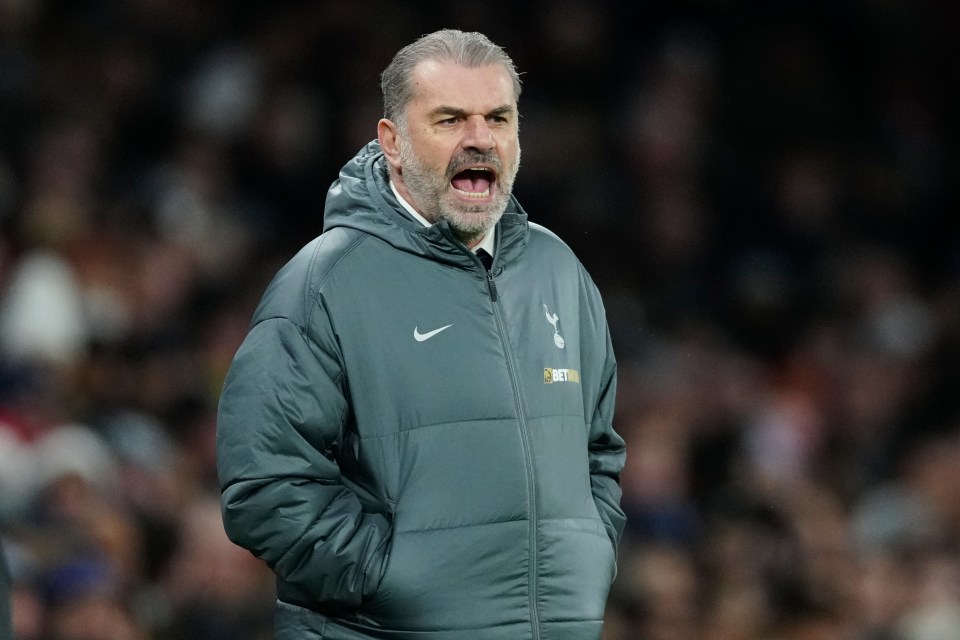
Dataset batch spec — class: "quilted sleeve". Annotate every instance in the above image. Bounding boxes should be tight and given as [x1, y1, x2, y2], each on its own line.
[588, 325, 627, 555]
[216, 312, 391, 608]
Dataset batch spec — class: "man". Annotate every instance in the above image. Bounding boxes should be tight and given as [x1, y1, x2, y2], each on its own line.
[217, 29, 626, 640]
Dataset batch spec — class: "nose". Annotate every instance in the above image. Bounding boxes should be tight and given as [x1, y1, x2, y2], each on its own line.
[461, 115, 495, 151]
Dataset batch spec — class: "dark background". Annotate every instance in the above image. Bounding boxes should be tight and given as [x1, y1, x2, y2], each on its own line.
[0, 1, 958, 638]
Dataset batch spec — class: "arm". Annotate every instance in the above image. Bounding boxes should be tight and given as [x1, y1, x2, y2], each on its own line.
[217, 315, 390, 608]
[588, 328, 627, 553]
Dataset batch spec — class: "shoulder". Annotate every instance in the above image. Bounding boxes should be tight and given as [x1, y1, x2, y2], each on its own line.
[525, 221, 580, 262]
[525, 221, 591, 274]
[287, 224, 381, 283]
[252, 228, 368, 326]
[527, 221, 569, 248]
[524, 221, 606, 303]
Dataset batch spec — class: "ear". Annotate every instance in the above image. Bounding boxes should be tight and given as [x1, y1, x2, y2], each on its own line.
[378, 119, 403, 172]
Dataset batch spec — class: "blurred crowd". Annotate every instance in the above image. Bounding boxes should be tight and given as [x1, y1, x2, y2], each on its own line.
[0, 1, 958, 639]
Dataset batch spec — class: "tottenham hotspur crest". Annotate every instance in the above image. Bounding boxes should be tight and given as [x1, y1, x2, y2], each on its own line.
[543, 304, 565, 349]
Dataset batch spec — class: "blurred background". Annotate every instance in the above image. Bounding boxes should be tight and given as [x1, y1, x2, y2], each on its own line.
[0, 1, 957, 638]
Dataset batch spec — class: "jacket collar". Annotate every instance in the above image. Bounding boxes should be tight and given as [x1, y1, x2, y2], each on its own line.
[324, 140, 529, 271]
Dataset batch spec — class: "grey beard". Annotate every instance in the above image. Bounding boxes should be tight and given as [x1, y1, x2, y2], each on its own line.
[398, 143, 519, 243]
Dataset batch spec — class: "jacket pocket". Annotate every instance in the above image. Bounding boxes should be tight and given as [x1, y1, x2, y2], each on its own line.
[274, 600, 328, 640]
[357, 521, 530, 631]
[537, 518, 616, 622]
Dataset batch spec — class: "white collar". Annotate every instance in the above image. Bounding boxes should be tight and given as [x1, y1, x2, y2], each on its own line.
[390, 180, 496, 257]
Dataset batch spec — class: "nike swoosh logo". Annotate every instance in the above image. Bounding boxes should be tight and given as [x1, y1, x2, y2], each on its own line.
[414, 324, 453, 342]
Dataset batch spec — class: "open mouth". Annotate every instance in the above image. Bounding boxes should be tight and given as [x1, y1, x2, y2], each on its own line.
[451, 166, 496, 199]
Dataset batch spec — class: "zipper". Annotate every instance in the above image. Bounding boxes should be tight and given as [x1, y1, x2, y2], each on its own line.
[484, 269, 498, 301]
[475, 248, 498, 301]
[443, 224, 539, 637]
[440, 225, 499, 301]
[489, 284, 541, 640]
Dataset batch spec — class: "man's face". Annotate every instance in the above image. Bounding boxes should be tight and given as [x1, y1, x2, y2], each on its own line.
[391, 60, 521, 245]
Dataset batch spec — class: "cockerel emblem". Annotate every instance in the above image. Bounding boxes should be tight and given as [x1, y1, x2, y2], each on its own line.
[543, 304, 565, 349]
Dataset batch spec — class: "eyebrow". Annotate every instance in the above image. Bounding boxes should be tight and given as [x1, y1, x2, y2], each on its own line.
[428, 104, 515, 119]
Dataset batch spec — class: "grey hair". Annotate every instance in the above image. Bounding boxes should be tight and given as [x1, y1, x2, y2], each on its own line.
[381, 29, 522, 126]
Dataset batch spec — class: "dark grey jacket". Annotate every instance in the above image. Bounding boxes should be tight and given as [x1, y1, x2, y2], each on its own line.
[217, 141, 626, 640]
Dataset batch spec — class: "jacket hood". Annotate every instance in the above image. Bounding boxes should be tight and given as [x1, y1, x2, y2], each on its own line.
[322, 140, 529, 269]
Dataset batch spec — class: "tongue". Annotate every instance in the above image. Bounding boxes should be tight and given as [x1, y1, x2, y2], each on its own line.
[452, 172, 491, 193]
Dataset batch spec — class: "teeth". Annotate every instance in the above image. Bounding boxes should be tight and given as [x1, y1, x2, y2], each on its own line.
[453, 187, 491, 198]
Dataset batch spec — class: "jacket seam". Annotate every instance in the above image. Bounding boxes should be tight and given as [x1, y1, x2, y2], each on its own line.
[393, 515, 607, 536]
[302, 232, 369, 330]
[242, 314, 349, 400]
[299, 236, 365, 441]
[341, 412, 591, 442]
[394, 515, 526, 535]
[359, 529, 391, 598]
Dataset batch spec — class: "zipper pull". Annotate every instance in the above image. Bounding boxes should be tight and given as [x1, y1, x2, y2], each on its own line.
[485, 270, 498, 301]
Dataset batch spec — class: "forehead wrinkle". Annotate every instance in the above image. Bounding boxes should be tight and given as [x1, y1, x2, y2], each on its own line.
[427, 104, 515, 119]
[427, 105, 467, 119]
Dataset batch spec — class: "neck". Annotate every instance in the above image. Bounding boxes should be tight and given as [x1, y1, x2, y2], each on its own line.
[389, 176, 494, 251]
[461, 235, 483, 250]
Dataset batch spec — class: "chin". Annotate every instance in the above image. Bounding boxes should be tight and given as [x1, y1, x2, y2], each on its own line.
[440, 189, 509, 230]
[459, 212, 504, 238]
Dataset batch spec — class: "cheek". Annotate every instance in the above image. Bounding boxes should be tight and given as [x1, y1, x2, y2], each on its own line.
[498, 134, 519, 158]
[426, 149, 458, 176]
[411, 133, 455, 161]
[501, 143, 521, 176]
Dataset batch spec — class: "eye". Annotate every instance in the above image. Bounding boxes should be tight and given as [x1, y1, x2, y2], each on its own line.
[438, 116, 460, 126]
[487, 115, 508, 125]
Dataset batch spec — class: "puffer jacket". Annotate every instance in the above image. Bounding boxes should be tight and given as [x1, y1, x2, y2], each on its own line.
[217, 141, 626, 640]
